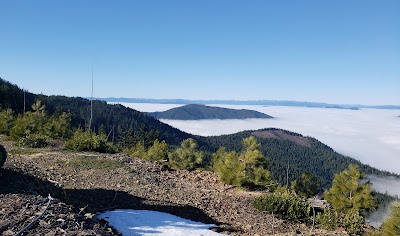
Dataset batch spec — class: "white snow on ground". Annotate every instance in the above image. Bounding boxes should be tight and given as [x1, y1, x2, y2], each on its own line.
[97, 210, 225, 236]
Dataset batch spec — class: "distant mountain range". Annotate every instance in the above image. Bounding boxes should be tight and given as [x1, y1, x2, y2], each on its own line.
[148, 104, 273, 120]
[100, 97, 400, 110]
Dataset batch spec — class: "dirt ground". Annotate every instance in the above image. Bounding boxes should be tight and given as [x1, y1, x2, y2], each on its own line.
[0, 138, 348, 235]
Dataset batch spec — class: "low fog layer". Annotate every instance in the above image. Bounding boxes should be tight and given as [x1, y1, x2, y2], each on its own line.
[366, 203, 390, 228]
[366, 175, 400, 197]
[362, 175, 400, 227]
[120, 103, 400, 175]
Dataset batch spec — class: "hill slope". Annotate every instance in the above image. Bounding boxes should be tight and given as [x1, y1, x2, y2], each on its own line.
[1, 78, 397, 190]
[200, 128, 398, 189]
[0, 78, 191, 147]
[1, 139, 349, 235]
[148, 104, 273, 120]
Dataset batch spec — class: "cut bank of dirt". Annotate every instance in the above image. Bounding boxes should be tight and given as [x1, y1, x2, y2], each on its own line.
[0, 144, 347, 235]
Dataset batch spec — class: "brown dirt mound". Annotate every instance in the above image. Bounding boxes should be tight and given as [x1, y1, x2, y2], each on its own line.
[252, 130, 311, 147]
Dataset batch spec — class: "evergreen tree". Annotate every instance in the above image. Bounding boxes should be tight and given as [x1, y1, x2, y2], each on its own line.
[239, 136, 274, 188]
[292, 172, 319, 198]
[145, 139, 169, 162]
[32, 100, 45, 114]
[0, 108, 15, 135]
[213, 136, 275, 189]
[8, 101, 72, 147]
[325, 164, 376, 214]
[168, 138, 203, 170]
[213, 147, 243, 186]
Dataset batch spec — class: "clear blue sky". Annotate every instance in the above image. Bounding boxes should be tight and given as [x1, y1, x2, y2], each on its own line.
[1, 0, 399, 105]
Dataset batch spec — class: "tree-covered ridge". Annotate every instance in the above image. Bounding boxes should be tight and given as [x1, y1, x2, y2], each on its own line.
[43, 96, 192, 147]
[0, 78, 191, 148]
[148, 104, 273, 120]
[200, 128, 399, 189]
[0, 78, 36, 113]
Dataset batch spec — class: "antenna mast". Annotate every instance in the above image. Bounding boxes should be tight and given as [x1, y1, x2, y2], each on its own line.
[89, 65, 93, 132]
[23, 88, 26, 115]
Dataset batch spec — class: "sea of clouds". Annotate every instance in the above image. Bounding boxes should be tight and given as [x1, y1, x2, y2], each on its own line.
[118, 102, 400, 194]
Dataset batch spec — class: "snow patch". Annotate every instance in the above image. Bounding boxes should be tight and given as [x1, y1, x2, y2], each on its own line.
[97, 210, 225, 236]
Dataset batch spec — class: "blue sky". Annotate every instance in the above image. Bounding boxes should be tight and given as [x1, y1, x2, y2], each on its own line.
[1, 0, 399, 105]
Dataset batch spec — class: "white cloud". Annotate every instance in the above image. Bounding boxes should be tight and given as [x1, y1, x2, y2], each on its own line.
[365, 175, 400, 228]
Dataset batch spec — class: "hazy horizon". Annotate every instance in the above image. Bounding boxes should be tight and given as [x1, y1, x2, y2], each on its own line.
[108, 97, 400, 107]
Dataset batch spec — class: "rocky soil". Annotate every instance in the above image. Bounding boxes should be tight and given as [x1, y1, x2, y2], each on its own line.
[0, 138, 347, 235]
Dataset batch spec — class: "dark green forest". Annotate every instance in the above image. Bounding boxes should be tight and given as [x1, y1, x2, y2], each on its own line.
[148, 104, 273, 120]
[1, 78, 398, 189]
[199, 129, 397, 189]
[0, 78, 191, 148]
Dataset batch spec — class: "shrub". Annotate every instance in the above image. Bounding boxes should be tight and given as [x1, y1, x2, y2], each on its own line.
[253, 190, 311, 221]
[315, 207, 340, 231]
[65, 129, 116, 153]
[316, 208, 364, 235]
[18, 133, 50, 148]
[341, 210, 364, 235]
[124, 142, 146, 158]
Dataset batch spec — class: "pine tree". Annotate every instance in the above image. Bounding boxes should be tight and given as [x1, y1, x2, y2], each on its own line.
[125, 141, 146, 158]
[31, 100, 45, 114]
[213, 136, 275, 189]
[168, 138, 203, 170]
[213, 147, 243, 186]
[240, 136, 274, 188]
[145, 139, 169, 162]
[325, 164, 376, 214]
[292, 172, 319, 198]
[0, 108, 15, 135]
[381, 201, 400, 236]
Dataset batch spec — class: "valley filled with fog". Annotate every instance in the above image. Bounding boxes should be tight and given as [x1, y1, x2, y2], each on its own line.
[120, 102, 400, 174]
[118, 102, 400, 196]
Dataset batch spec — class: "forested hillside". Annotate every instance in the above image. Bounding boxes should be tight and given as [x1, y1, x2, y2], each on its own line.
[1, 78, 397, 190]
[200, 129, 396, 189]
[0, 78, 191, 147]
[0, 79, 36, 113]
[148, 104, 272, 120]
